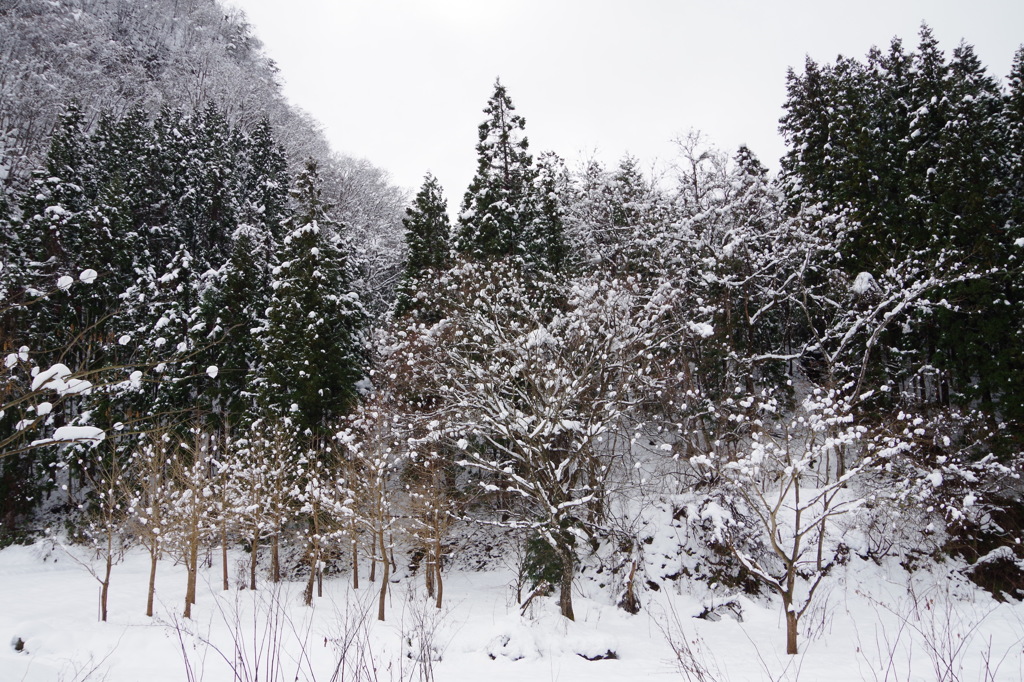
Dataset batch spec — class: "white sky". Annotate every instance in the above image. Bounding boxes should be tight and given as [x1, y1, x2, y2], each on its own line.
[228, 0, 1024, 203]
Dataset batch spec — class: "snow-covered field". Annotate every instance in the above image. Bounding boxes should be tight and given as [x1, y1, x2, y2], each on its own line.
[1, 541, 1022, 682]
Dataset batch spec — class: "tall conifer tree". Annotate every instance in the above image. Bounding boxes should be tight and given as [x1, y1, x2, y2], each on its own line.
[454, 80, 535, 261]
[257, 160, 365, 435]
[396, 172, 450, 317]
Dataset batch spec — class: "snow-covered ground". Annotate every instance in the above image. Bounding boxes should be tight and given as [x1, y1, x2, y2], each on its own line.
[1, 541, 1022, 682]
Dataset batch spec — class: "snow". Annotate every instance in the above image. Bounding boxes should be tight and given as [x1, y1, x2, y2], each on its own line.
[1, 541, 1020, 682]
[852, 271, 876, 294]
[688, 321, 715, 338]
[79, 269, 98, 284]
[31, 425, 105, 447]
[30, 363, 92, 395]
[56, 275, 75, 291]
[205, 365, 219, 379]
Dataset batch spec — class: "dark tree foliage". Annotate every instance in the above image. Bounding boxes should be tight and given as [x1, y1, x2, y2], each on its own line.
[202, 224, 275, 430]
[394, 173, 451, 319]
[455, 80, 536, 261]
[780, 25, 1024, 425]
[257, 160, 366, 435]
[529, 151, 570, 275]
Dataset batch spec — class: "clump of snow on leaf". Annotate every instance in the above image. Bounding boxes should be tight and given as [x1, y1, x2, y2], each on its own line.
[852, 271, 877, 294]
[30, 363, 92, 395]
[688, 321, 714, 338]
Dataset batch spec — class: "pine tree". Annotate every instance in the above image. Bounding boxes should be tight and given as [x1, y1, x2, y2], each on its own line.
[175, 105, 238, 269]
[527, 151, 569, 274]
[1008, 47, 1024, 233]
[117, 245, 209, 424]
[778, 26, 1021, 422]
[395, 172, 450, 317]
[780, 57, 834, 210]
[1004, 46, 1024, 424]
[237, 117, 290, 242]
[567, 155, 668, 275]
[454, 80, 535, 261]
[15, 104, 121, 365]
[19, 103, 93, 275]
[202, 224, 276, 429]
[402, 173, 451, 279]
[90, 108, 159, 278]
[257, 160, 365, 434]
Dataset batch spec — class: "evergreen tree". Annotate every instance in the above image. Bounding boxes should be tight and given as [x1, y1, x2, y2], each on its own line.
[780, 57, 834, 210]
[566, 155, 668, 275]
[402, 173, 451, 278]
[144, 108, 190, 269]
[21, 104, 93, 274]
[91, 108, 161, 277]
[395, 172, 450, 317]
[202, 224, 276, 429]
[15, 105, 119, 360]
[1008, 47, 1024, 234]
[454, 80, 535, 261]
[174, 105, 238, 269]
[528, 151, 569, 274]
[257, 160, 365, 434]
[236, 117, 290, 242]
[778, 26, 1022, 423]
[117, 245, 210, 424]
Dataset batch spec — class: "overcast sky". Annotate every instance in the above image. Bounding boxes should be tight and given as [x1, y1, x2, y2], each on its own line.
[228, 0, 1024, 203]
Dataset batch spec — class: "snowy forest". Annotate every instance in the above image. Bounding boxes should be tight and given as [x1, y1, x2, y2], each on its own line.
[3, 1, 1024, 680]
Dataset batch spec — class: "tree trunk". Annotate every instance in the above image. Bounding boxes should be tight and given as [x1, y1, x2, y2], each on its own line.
[250, 533, 259, 590]
[618, 560, 640, 614]
[303, 527, 318, 607]
[786, 608, 799, 655]
[304, 559, 316, 607]
[434, 559, 443, 610]
[433, 533, 444, 609]
[146, 546, 158, 617]
[425, 549, 435, 599]
[100, 553, 112, 622]
[369, 533, 377, 582]
[184, 539, 198, 619]
[558, 553, 575, 621]
[221, 522, 229, 591]
[377, 528, 389, 621]
[352, 538, 359, 590]
[189, 541, 198, 604]
[271, 534, 280, 583]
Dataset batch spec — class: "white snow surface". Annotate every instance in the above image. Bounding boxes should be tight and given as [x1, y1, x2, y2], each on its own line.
[1, 541, 1021, 682]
